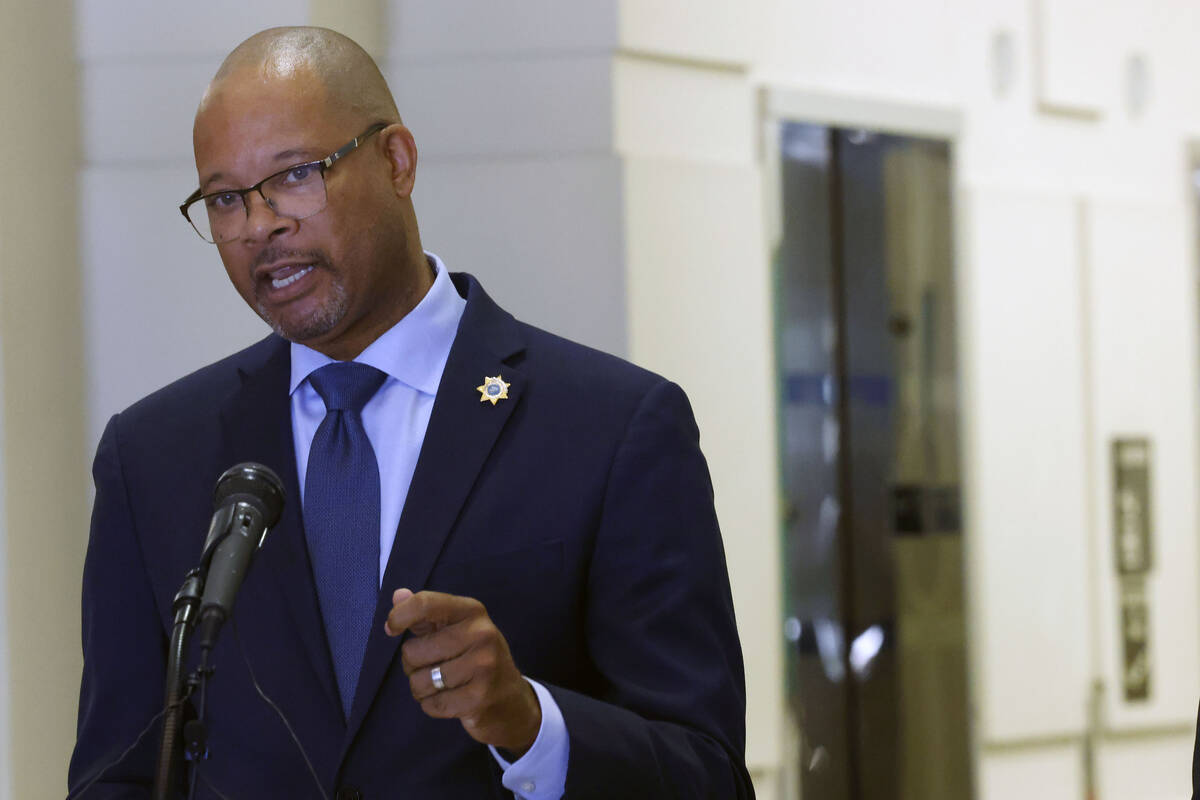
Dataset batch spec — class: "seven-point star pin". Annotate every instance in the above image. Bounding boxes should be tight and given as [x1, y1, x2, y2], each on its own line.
[476, 375, 510, 405]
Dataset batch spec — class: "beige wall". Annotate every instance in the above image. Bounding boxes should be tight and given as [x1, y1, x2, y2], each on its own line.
[0, 0, 87, 796]
[310, 0, 384, 57]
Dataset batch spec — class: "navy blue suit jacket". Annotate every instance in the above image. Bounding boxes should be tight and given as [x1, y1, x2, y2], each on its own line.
[69, 274, 752, 799]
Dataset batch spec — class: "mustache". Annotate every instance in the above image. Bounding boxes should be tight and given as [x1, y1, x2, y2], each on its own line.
[252, 247, 332, 272]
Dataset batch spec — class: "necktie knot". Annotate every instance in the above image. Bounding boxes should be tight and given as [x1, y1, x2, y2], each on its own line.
[309, 362, 386, 413]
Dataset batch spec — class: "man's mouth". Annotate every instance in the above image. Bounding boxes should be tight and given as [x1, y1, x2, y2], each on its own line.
[267, 264, 315, 290]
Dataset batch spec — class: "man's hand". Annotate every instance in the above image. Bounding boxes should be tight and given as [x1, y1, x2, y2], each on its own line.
[385, 588, 542, 756]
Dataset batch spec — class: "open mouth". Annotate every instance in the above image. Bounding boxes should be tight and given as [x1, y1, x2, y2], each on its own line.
[268, 264, 315, 290]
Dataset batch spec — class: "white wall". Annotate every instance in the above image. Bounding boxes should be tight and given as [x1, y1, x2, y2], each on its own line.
[613, 1, 1200, 798]
[383, 0, 627, 357]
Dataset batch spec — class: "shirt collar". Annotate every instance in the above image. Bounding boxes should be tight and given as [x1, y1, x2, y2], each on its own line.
[288, 251, 466, 396]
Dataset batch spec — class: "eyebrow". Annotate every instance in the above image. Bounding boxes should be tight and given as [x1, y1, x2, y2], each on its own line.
[199, 147, 321, 191]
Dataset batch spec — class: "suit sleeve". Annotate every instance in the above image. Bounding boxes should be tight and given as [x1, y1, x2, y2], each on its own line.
[547, 380, 755, 799]
[67, 414, 165, 798]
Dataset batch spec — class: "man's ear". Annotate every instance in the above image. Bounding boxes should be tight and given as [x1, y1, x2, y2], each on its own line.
[382, 123, 417, 198]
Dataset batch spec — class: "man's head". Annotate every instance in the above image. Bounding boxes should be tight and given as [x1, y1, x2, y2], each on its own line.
[193, 27, 432, 360]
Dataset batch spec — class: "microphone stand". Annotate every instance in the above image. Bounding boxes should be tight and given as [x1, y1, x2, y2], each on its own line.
[153, 569, 206, 799]
[151, 463, 284, 799]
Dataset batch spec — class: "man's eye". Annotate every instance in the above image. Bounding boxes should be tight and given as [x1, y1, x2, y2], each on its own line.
[206, 192, 241, 211]
[285, 164, 317, 183]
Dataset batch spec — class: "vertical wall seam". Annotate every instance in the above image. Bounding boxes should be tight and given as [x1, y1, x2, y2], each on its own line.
[1075, 196, 1101, 800]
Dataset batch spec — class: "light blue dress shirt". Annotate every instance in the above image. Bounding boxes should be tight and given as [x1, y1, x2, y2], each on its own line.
[288, 253, 568, 800]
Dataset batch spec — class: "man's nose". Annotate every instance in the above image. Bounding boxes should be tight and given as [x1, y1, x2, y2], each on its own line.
[242, 190, 298, 242]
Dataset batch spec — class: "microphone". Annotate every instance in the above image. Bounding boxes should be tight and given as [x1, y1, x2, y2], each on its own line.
[196, 462, 285, 650]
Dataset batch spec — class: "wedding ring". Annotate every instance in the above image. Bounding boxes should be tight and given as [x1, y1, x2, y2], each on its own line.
[431, 665, 445, 691]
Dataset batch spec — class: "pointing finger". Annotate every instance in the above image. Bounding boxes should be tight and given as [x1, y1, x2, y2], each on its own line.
[385, 590, 485, 637]
[384, 587, 414, 636]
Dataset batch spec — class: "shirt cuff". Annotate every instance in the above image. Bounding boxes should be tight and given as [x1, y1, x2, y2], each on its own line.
[489, 678, 569, 800]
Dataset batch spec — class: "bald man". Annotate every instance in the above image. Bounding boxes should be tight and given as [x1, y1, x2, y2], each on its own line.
[69, 27, 752, 799]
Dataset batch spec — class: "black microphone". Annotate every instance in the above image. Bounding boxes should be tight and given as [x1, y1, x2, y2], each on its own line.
[196, 462, 285, 650]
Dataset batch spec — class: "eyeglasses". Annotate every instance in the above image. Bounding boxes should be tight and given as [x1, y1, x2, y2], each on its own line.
[179, 122, 387, 244]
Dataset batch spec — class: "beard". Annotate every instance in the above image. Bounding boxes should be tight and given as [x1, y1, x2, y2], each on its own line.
[251, 247, 349, 342]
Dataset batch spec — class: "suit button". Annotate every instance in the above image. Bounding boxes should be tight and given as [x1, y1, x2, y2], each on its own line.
[336, 788, 363, 800]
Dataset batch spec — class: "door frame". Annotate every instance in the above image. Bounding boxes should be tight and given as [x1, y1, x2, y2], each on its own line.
[759, 85, 969, 800]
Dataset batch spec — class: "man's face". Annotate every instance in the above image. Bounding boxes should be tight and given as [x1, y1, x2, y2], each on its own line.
[192, 70, 410, 358]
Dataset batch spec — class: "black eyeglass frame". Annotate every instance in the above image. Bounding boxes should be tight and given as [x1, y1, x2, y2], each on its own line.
[179, 122, 389, 243]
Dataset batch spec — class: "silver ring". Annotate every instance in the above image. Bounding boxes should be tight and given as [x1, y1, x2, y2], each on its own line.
[431, 665, 445, 691]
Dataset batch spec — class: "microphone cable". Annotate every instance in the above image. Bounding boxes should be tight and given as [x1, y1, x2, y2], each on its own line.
[168, 610, 331, 800]
[192, 767, 234, 800]
[68, 622, 329, 799]
[231, 615, 331, 800]
[67, 701, 177, 799]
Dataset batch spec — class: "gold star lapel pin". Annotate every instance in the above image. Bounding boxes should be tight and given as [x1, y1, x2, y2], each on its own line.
[476, 375, 510, 405]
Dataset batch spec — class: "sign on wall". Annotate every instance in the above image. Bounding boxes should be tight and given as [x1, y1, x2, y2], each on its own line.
[1112, 438, 1153, 702]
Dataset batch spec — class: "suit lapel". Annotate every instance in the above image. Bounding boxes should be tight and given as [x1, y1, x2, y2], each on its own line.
[344, 274, 527, 743]
[218, 335, 344, 717]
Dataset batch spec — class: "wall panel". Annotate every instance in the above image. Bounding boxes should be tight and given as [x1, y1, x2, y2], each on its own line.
[415, 156, 626, 356]
[387, 0, 616, 58]
[383, 19, 626, 357]
[758, 0, 958, 104]
[978, 743, 1083, 800]
[962, 188, 1090, 742]
[614, 56, 753, 163]
[76, 0, 308, 59]
[1085, 201, 1200, 733]
[2, 3, 85, 795]
[82, 60, 215, 165]
[618, 0, 754, 65]
[1097, 736, 1193, 800]
[389, 55, 612, 160]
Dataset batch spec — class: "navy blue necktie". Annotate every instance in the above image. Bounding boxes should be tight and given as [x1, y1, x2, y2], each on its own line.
[304, 362, 386, 718]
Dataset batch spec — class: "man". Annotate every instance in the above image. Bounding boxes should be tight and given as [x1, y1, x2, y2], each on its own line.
[69, 27, 752, 799]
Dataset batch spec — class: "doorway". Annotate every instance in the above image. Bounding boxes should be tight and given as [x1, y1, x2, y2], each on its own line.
[773, 121, 971, 800]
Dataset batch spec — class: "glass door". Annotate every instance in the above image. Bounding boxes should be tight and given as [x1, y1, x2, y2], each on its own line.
[775, 121, 970, 800]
